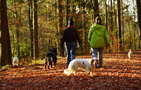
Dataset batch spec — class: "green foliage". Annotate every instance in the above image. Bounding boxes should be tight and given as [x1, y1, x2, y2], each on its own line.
[19, 38, 30, 58]
[7, 0, 24, 3]
[0, 64, 10, 69]
[2, 0, 140, 62]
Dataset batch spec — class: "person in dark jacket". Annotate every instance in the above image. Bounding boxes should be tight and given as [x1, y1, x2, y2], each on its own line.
[61, 18, 80, 66]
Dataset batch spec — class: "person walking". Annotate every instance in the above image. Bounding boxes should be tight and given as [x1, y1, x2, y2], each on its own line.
[61, 18, 80, 66]
[88, 17, 110, 68]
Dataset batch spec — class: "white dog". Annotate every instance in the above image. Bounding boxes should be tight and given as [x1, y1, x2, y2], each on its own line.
[64, 58, 99, 76]
[128, 49, 133, 59]
[12, 57, 19, 66]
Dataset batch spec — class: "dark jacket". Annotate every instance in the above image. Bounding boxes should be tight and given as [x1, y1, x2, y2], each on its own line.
[61, 26, 80, 47]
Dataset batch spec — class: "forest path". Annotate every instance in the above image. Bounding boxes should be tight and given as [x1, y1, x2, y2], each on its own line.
[0, 50, 141, 90]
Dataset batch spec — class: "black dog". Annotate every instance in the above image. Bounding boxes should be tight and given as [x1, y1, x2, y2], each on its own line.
[45, 48, 57, 69]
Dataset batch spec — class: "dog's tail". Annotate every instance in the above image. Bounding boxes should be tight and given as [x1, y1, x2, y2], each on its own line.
[64, 69, 73, 76]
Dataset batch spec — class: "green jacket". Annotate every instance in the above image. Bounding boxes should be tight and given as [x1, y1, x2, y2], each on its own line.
[88, 24, 110, 48]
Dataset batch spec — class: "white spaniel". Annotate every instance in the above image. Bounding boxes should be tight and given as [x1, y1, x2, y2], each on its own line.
[64, 58, 99, 76]
[128, 49, 133, 59]
[12, 57, 19, 66]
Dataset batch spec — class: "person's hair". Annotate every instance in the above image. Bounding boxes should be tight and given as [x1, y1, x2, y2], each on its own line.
[68, 18, 74, 26]
[95, 16, 101, 24]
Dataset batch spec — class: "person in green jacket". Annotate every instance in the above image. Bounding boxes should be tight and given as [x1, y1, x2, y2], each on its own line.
[88, 17, 110, 68]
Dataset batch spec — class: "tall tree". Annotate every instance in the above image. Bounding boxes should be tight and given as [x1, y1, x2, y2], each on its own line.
[117, 0, 122, 50]
[105, 0, 108, 30]
[58, 0, 63, 56]
[114, 0, 118, 39]
[1, 0, 11, 65]
[66, 0, 69, 26]
[121, 0, 124, 46]
[136, 0, 141, 49]
[94, 0, 99, 19]
[15, 7, 21, 59]
[33, 0, 39, 59]
[110, 0, 113, 45]
[29, 0, 34, 59]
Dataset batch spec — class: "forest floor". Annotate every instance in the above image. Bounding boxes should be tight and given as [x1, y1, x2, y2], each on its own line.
[0, 50, 141, 90]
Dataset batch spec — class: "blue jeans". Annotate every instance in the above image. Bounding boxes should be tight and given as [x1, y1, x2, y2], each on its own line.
[65, 42, 77, 66]
[91, 48, 103, 67]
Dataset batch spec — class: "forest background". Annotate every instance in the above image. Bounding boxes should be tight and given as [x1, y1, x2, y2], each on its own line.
[0, 0, 141, 66]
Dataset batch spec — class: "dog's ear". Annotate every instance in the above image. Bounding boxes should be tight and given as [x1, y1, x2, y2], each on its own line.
[89, 58, 94, 65]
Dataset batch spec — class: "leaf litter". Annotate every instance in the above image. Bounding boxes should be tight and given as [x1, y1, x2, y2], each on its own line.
[0, 50, 141, 90]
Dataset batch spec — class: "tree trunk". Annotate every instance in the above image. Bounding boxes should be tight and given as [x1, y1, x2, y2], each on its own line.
[33, 0, 39, 59]
[66, 0, 69, 26]
[58, 0, 64, 56]
[29, 1, 34, 59]
[136, 0, 141, 49]
[15, 9, 21, 59]
[114, 0, 118, 39]
[94, 0, 99, 19]
[1, 0, 12, 66]
[121, 0, 124, 49]
[105, 0, 108, 30]
[83, 2, 87, 53]
[110, 0, 113, 46]
[117, 0, 122, 50]
[133, 0, 136, 50]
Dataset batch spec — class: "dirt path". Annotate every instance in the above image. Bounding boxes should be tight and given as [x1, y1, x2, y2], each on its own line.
[0, 50, 141, 90]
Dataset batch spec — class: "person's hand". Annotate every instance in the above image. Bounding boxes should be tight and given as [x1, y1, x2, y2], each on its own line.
[77, 44, 80, 48]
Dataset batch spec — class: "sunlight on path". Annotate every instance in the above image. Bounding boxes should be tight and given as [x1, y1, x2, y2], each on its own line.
[0, 50, 141, 89]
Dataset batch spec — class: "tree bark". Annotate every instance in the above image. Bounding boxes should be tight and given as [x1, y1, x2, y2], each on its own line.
[117, 0, 122, 50]
[29, 0, 34, 59]
[1, 0, 12, 65]
[58, 0, 64, 56]
[121, 0, 124, 49]
[15, 8, 21, 59]
[136, 0, 141, 49]
[94, 0, 99, 19]
[33, 0, 39, 59]
[105, 0, 108, 30]
[66, 0, 69, 26]
[110, 0, 113, 46]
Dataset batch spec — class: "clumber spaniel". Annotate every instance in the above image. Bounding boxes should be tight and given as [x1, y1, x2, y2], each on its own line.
[64, 58, 99, 76]
[12, 57, 19, 66]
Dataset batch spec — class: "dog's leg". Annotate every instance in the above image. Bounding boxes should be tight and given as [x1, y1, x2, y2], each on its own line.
[89, 72, 94, 76]
[50, 62, 52, 68]
[90, 67, 96, 76]
[54, 60, 56, 67]
[45, 58, 47, 69]
[86, 67, 90, 75]
[73, 71, 77, 75]
[48, 61, 51, 69]
[48, 60, 50, 69]
[48, 64, 50, 69]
